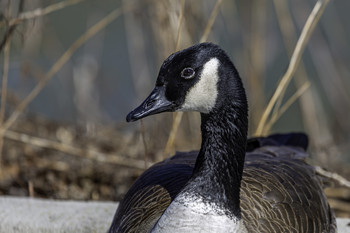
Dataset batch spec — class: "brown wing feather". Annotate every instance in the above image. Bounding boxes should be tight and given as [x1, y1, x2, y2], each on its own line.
[241, 146, 337, 233]
[108, 153, 194, 233]
[116, 185, 171, 233]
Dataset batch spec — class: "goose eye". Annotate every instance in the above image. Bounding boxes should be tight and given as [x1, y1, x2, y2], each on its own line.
[181, 67, 195, 79]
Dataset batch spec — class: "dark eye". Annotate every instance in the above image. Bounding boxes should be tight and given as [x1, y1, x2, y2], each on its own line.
[181, 67, 195, 79]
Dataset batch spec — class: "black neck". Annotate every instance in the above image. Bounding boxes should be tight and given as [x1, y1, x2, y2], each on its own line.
[184, 79, 248, 219]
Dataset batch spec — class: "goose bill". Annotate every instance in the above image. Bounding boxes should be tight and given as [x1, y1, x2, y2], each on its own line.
[126, 86, 174, 122]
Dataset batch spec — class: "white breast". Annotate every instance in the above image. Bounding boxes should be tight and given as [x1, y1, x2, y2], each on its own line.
[151, 193, 247, 233]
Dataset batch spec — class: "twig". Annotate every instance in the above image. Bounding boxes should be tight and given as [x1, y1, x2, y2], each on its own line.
[164, 0, 223, 156]
[164, 112, 184, 157]
[163, 0, 186, 157]
[327, 198, 350, 213]
[325, 187, 350, 199]
[272, 0, 323, 153]
[0, 0, 18, 167]
[255, 0, 330, 136]
[0, 0, 24, 54]
[271, 0, 294, 120]
[315, 165, 350, 188]
[248, 1, 267, 130]
[0, 32, 11, 165]
[263, 81, 310, 134]
[3, 130, 150, 170]
[0, 1, 138, 136]
[0, 0, 87, 28]
[0, 35, 11, 125]
[28, 181, 34, 198]
[140, 119, 148, 169]
[175, 0, 186, 51]
[200, 0, 222, 43]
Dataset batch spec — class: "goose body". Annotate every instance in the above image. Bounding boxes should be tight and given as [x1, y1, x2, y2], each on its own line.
[109, 43, 336, 233]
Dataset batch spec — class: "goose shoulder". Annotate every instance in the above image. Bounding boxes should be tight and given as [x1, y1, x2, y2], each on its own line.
[242, 146, 336, 233]
[108, 154, 194, 233]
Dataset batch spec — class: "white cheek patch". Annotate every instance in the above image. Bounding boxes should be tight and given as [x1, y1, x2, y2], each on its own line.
[180, 57, 220, 113]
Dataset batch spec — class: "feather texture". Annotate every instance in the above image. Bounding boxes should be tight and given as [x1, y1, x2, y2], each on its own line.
[108, 134, 336, 233]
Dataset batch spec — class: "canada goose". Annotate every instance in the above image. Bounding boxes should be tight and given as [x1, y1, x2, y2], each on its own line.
[108, 43, 336, 233]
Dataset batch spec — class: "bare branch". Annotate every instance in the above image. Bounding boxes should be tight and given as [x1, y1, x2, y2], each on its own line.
[0, 0, 87, 28]
[315, 166, 350, 188]
[164, 112, 184, 157]
[0, 1, 138, 136]
[140, 119, 148, 169]
[200, 0, 223, 43]
[164, 0, 223, 156]
[0, 32, 11, 165]
[263, 81, 311, 134]
[0, 0, 24, 53]
[0, 35, 11, 125]
[175, 0, 186, 51]
[4, 130, 151, 170]
[162, 0, 186, 157]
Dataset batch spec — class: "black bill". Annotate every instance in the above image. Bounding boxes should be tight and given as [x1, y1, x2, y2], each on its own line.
[126, 86, 174, 122]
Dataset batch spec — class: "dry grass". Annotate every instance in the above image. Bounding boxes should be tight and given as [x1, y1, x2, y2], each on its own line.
[0, 37, 11, 166]
[0, 1, 138, 136]
[263, 81, 311, 134]
[0, 0, 87, 28]
[255, 0, 331, 136]
[164, 0, 223, 156]
[162, 0, 186, 157]
[4, 129, 150, 170]
[0, 0, 140, 172]
[272, 0, 321, 150]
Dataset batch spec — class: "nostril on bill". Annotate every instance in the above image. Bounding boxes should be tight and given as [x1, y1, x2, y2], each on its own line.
[144, 99, 156, 109]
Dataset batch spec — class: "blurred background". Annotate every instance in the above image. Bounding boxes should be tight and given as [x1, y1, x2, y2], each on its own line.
[0, 0, 349, 217]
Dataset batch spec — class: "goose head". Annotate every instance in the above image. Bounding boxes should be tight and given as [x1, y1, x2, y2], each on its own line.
[126, 42, 247, 123]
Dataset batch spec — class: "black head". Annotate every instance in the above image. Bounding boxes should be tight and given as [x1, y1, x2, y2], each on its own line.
[126, 43, 246, 122]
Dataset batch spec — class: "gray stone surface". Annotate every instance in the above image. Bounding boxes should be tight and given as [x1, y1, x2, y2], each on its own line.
[0, 196, 117, 233]
[0, 196, 349, 233]
[338, 218, 350, 233]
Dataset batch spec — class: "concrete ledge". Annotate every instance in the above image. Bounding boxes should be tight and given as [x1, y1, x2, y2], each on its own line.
[0, 196, 117, 233]
[0, 196, 349, 233]
[338, 218, 350, 233]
